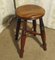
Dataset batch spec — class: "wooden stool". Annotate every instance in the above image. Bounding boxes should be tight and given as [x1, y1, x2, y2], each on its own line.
[15, 4, 47, 58]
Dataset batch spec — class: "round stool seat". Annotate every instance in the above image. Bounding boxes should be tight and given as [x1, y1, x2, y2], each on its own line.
[16, 4, 45, 20]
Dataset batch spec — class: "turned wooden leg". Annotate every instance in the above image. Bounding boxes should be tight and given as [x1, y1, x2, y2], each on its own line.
[33, 20, 36, 36]
[20, 20, 27, 58]
[39, 17, 47, 50]
[15, 18, 21, 40]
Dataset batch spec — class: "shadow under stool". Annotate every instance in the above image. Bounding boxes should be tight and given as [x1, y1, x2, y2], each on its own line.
[15, 4, 47, 58]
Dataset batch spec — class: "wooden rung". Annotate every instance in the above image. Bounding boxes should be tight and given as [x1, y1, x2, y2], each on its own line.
[26, 29, 41, 35]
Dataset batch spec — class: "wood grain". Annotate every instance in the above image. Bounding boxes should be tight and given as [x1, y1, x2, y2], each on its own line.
[16, 4, 45, 20]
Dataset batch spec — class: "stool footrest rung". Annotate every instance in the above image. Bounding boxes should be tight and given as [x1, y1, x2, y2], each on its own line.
[26, 29, 41, 35]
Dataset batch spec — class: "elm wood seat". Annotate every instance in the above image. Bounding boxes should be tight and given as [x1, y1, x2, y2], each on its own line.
[15, 4, 47, 58]
[16, 5, 45, 19]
